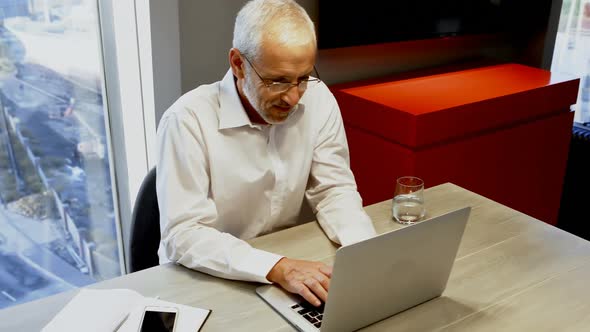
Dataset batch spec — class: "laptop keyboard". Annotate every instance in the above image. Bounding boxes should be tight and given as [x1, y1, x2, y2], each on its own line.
[290, 302, 325, 329]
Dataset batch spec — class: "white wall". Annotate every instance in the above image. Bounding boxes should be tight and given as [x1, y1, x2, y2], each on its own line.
[148, 0, 182, 127]
[176, 0, 243, 93]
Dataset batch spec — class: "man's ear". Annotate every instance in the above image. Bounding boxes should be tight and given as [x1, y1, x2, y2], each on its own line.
[229, 48, 245, 79]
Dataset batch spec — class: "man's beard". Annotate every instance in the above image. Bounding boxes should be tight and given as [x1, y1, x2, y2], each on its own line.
[242, 73, 295, 125]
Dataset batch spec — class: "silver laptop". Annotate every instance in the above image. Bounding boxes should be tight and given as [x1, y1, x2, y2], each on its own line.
[256, 207, 471, 332]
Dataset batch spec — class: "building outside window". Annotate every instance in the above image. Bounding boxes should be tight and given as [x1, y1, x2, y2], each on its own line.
[0, 0, 123, 309]
[551, 0, 590, 123]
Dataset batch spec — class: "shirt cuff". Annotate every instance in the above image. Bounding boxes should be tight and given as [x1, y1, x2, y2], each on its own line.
[236, 247, 284, 284]
[336, 219, 376, 246]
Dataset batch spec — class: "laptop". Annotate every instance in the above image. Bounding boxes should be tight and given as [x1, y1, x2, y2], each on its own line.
[256, 206, 471, 332]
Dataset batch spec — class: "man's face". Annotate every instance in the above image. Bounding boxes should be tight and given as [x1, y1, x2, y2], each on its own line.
[239, 41, 316, 125]
[241, 64, 293, 125]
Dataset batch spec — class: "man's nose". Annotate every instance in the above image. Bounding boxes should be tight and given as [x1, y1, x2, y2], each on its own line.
[281, 85, 302, 106]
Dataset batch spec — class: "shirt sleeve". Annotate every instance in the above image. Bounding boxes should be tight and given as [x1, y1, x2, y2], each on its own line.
[156, 110, 283, 283]
[305, 91, 377, 246]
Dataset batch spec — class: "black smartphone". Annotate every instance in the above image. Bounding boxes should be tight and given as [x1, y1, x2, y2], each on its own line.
[138, 306, 178, 332]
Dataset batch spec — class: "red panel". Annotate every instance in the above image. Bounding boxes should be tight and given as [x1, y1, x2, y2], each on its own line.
[333, 64, 578, 225]
[415, 112, 573, 225]
[342, 65, 557, 114]
[346, 126, 415, 206]
[334, 64, 579, 148]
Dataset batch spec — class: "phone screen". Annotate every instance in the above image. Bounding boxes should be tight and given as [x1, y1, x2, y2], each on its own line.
[139, 310, 177, 332]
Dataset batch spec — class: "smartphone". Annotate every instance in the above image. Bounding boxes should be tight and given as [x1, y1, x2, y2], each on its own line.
[138, 306, 178, 332]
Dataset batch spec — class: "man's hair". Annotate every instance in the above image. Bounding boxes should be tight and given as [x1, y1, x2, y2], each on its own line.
[233, 0, 316, 60]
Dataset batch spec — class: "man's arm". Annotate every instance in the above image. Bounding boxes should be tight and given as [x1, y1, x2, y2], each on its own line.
[305, 91, 377, 245]
[156, 111, 282, 283]
[266, 90, 377, 307]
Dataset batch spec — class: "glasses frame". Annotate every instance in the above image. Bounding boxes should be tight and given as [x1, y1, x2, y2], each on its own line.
[241, 54, 321, 93]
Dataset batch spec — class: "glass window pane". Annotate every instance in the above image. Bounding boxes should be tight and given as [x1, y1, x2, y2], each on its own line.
[551, 0, 590, 123]
[0, 0, 122, 309]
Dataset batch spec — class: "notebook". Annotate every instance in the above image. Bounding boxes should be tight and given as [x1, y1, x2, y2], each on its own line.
[42, 288, 211, 332]
[257, 207, 471, 332]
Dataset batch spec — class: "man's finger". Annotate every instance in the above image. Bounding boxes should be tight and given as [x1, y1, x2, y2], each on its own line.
[314, 272, 330, 291]
[304, 278, 328, 303]
[297, 282, 322, 307]
[319, 265, 333, 277]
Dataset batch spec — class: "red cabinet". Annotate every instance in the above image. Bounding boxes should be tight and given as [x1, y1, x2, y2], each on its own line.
[332, 64, 579, 225]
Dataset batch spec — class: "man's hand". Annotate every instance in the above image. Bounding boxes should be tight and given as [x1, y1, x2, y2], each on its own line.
[266, 258, 332, 307]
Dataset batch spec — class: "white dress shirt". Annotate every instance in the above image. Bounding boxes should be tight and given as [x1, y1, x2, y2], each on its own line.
[156, 69, 376, 283]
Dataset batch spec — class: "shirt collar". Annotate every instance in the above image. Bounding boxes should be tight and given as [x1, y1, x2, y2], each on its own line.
[219, 69, 254, 130]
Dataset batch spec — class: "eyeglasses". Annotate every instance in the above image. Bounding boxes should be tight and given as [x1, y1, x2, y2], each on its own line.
[242, 55, 321, 94]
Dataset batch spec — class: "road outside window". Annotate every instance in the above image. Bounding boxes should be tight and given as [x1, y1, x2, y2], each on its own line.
[0, 0, 122, 309]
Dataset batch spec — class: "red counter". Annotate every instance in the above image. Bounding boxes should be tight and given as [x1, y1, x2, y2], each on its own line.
[332, 64, 579, 225]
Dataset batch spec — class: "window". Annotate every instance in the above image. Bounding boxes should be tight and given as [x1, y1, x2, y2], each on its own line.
[551, 0, 590, 124]
[0, 0, 124, 309]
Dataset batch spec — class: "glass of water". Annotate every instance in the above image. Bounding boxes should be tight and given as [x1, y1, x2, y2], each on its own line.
[392, 176, 425, 225]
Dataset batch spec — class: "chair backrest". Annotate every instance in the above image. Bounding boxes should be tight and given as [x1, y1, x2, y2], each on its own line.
[129, 167, 160, 272]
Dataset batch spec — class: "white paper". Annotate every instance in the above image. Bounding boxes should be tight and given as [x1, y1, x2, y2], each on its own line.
[118, 298, 211, 332]
[42, 288, 210, 332]
[42, 289, 145, 332]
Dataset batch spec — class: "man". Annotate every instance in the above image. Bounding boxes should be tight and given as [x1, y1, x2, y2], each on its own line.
[156, 0, 375, 307]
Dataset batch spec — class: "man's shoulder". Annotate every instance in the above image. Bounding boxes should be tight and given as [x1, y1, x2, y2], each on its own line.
[300, 81, 340, 120]
[161, 81, 221, 122]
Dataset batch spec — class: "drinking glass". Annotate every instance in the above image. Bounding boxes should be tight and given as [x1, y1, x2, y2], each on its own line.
[392, 176, 426, 225]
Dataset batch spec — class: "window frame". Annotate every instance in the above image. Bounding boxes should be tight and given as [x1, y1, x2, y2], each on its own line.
[98, 0, 164, 273]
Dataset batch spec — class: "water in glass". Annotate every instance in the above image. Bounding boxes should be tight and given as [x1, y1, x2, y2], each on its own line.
[392, 176, 425, 224]
[392, 194, 425, 224]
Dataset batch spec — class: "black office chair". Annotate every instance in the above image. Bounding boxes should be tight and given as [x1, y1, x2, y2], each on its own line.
[130, 167, 161, 272]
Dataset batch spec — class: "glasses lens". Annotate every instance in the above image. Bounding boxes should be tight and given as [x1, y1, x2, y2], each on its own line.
[267, 83, 287, 93]
[267, 79, 320, 94]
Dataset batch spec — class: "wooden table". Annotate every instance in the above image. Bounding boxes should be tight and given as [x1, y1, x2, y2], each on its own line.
[2, 183, 590, 331]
